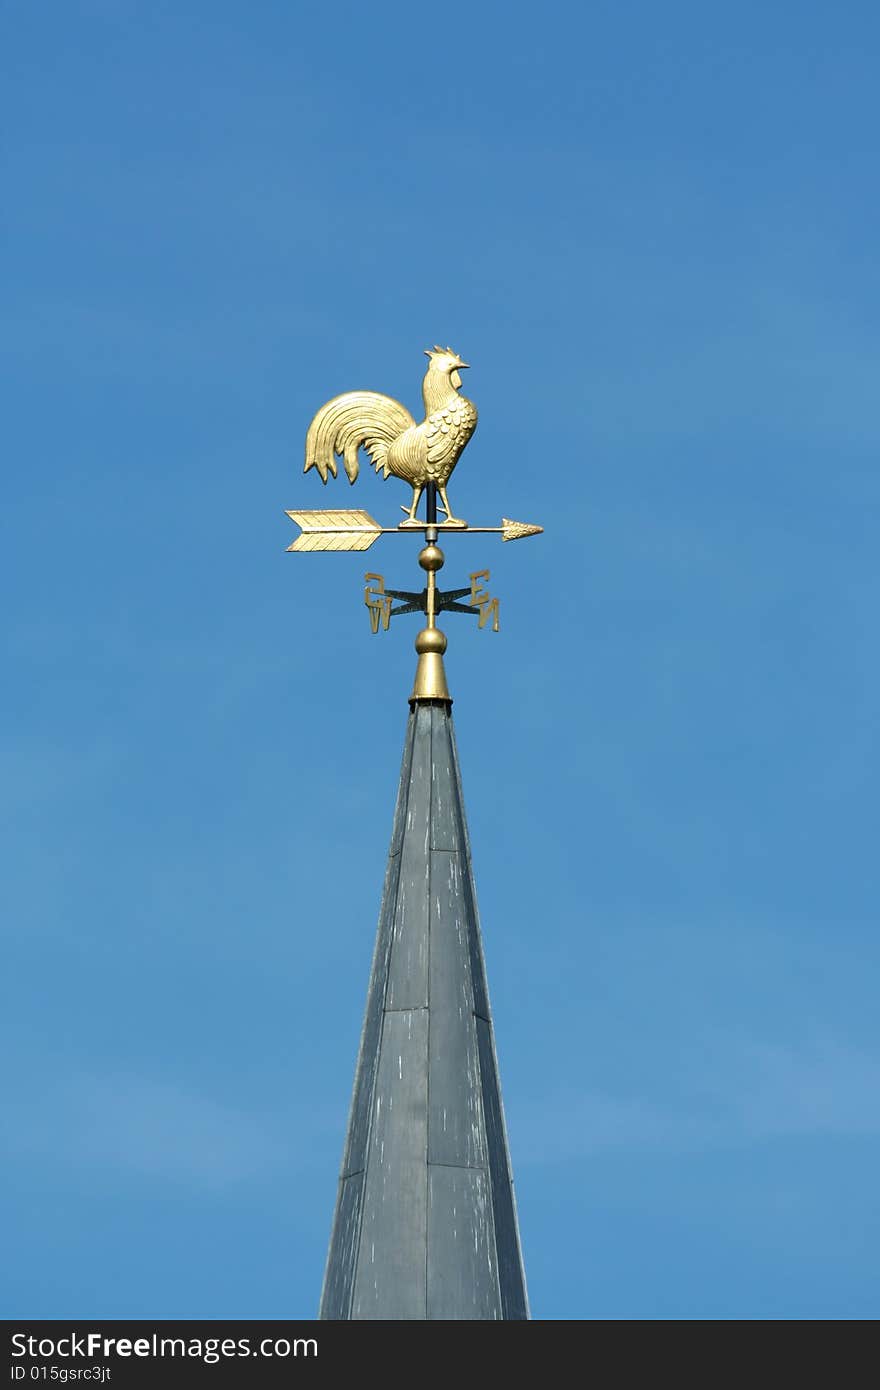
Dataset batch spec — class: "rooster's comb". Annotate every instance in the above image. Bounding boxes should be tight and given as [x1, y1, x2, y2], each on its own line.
[425, 345, 459, 358]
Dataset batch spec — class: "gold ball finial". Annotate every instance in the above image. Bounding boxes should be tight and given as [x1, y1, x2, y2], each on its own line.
[414, 626, 447, 655]
[418, 544, 445, 573]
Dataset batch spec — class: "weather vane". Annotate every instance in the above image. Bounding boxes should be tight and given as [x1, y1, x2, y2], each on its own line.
[286, 346, 543, 700]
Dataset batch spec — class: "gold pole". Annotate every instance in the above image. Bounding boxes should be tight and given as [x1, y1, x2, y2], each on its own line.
[410, 530, 451, 703]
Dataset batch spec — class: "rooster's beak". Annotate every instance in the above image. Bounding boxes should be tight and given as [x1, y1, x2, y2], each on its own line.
[457, 361, 470, 370]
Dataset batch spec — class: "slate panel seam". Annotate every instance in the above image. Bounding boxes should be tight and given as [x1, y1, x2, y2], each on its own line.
[423, 704, 433, 1322]
[450, 729, 522, 1316]
[453, 719, 508, 1317]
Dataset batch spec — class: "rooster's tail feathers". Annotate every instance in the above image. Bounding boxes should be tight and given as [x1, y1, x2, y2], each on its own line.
[304, 391, 416, 484]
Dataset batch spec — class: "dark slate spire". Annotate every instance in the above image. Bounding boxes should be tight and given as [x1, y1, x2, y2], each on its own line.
[319, 700, 529, 1320]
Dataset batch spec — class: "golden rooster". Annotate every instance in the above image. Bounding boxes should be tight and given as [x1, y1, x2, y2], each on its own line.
[304, 347, 477, 525]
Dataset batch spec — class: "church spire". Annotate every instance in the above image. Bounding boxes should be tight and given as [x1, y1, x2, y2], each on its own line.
[319, 700, 529, 1319]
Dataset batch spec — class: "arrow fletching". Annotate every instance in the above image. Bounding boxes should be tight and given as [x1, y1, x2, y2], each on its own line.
[286, 509, 383, 553]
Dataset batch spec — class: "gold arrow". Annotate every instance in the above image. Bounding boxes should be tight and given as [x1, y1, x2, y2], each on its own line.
[286, 510, 544, 551]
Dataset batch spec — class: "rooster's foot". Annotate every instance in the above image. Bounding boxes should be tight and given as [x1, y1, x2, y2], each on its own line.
[438, 516, 468, 529]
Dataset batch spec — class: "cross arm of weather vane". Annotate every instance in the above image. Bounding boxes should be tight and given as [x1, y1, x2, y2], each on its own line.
[380, 585, 477, 619]
[365, 569, 500, 634]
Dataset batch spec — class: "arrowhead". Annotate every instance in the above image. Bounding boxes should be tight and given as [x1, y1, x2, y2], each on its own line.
[501, 518, 544, 542]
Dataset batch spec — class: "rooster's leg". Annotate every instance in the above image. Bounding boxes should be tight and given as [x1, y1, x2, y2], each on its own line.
[400, 484, 424, 525]
[438, 485, 466, 527]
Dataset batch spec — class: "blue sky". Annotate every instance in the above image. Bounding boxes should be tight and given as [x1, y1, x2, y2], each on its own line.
[2, 0, 878, 1319]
